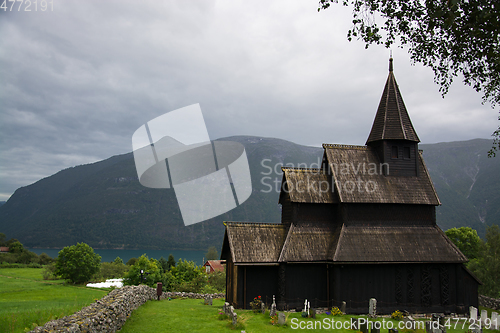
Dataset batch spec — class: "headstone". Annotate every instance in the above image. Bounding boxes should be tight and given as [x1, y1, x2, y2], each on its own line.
[369, 298, 377, 318]
[223, 302, 227, 314]
[232, 312, 237, 326]
[311, 308, 316, 319]
[340, 301, 346, 314]
[229, 305, 234, 317]
[481, 310, 488, 326]
[278, 312, 286, 325]
[491, 312, 499, 330]
[371, 326, 380, 333]
[470, 306, 478, 321]
[308, 301, 311, 316]
[209, 295, 213, 306]
[270, 295, 277, 317]
[261, 302, 266, 314]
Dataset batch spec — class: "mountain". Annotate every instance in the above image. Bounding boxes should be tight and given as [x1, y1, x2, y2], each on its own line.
[0, 136, 498, 249]
[0, 136, 321, 250]
[420, 139, 500, 237]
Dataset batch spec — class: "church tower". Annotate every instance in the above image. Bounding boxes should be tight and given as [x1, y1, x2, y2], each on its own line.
[366, 58, 420, 176]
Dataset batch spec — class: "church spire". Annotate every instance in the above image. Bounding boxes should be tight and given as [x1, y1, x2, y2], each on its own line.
[366, 58, 419, 145]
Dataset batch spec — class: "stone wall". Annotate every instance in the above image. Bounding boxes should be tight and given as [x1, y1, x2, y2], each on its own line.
[29, 286, 224, 333]
[479, 295, 500, 310]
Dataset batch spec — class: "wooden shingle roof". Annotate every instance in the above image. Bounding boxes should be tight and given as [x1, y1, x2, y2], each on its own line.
[332, 225, 467, 263]
[323, 145, 440, 205]
[279, 168, 336, 204]
[222, 222, 286, 264]
[278, 222, 339, 262]
[366, 58, 420, 144]
[223, 222, 466, 264]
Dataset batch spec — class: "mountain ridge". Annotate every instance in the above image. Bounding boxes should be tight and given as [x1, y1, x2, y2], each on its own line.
[0, 136, 498, 249]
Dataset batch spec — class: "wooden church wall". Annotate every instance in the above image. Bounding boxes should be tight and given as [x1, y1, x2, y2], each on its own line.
[284, 263, 329, 309]
[242, 265, 279, 309]
[291, 203, 336, 223]
[331, 263, 473, 314]
[342, 204, 435, 226]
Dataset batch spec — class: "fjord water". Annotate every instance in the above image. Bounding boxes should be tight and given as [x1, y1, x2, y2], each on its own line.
[27, 248, 206, 265]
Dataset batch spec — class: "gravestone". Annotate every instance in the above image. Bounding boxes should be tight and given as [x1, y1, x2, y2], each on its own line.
[278, 312, 286, 325]
[261, 302, 266, 314]
[341, 301, 346, 314]
[369, 298, 377, 318]
[311, 308, 316, 319]
[270, 295, 277, 317]
[481, 310, 488, 326]
[232, 312, 237, 326]
[371, 326, 380, 333]
[491, 312, 499, 330]
[470, 306, 478, 321]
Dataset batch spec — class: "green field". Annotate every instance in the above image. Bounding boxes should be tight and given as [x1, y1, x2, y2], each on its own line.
[2, 268, 499, 333]
[118, 298, 500, 333]
[0, 268, 108, 333]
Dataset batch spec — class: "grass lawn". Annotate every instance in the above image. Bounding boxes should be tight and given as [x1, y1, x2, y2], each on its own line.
[0, 267, 108, 333]
[118, 298, 500, 333]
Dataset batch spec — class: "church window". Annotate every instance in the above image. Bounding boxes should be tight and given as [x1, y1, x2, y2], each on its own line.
[391, 146, 399, 159]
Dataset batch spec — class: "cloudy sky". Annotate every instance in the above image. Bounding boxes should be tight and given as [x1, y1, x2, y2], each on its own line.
[0, 0, 497, 201]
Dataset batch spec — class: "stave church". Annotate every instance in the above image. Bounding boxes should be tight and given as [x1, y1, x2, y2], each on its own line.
[220, 58, 480, 314]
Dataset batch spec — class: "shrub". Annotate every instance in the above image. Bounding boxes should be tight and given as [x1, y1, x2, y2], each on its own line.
[249, 296, 262, 312]
[331, 306, 343, 316]
[42, 263, 59, 280]
[93, 262, 128, 281]
[207, 270, 225, 292]
[391, 310, 404, 320]
[123, 254, 161, 287]
[55, 243, 101, 284]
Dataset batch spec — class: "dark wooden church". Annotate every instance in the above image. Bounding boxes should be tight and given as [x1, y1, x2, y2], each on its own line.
[220, 58, 480, 314]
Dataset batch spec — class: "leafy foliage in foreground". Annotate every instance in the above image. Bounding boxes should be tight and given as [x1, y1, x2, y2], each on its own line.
[467, 225, 500, 298]
[447, 225, 500, 298]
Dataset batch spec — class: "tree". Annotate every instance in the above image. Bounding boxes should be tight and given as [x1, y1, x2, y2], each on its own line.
[123, 254, 161, 287]
[205, 246, 219, 260]
[55, 243, 101, 284]
[445, 227, 483, 259]
[113, 256, 124, 265]
[0, 233, 6, 246]
[167, 254, 176, 270]
[170, 259, 203, 285]
[468, 225, 500, 298]
[38, 252, 54, 265]
[8, 241, 24, 254]
[126, 257, 138, 266]
[318, 0, 500, 156]
[158, 256, 169, 273]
